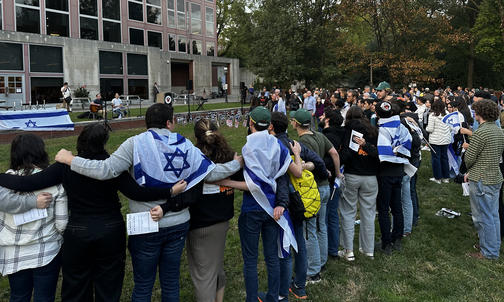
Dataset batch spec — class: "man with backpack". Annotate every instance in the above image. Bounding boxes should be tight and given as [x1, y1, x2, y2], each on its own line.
[290, 109, 342, 284]
[270, 112, 328, 300]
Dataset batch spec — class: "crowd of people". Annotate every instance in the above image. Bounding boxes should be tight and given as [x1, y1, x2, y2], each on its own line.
[0, 82, 503, 302]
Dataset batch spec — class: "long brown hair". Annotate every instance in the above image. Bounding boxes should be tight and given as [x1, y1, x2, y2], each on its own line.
[194, 119, 234, 163]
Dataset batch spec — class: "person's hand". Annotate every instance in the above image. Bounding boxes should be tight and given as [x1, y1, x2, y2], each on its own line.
[234, 152, 244, 167]
[464, 173, 469, 183]
[171, 180, 187, 196]
[354, 136, 366, 146]
[150, 205, 164, 221]
[462, 142, 470, 150]
[273, 206, 285, 221]
[460, 127, 471, 135]
[55, 149, 75, 165]
[291, 140, 301, 155]
[36, 192, 52, 209]
[327, 169, 332, 178]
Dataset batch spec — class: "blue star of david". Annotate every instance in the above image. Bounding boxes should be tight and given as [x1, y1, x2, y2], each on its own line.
[163, 148, 190, 177]
[25, 120, 37, 127]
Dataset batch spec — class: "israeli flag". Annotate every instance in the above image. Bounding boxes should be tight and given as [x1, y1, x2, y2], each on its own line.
[447, 144, 460, 175]
[442, 111, 461, 135]
[442, 111, 464, 175]
[133, 130, 215, 190]
[0, 109, 74, 131]
[242, 130, 297, 258]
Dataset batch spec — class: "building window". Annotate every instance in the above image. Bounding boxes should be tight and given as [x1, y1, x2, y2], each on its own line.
[46, 0, 67, 11]
[129, 28, 144, 45]
[80, 16, 98, 39]
[190, 3, 201, 35]
[206, 7, 214, 37]
[102, 0, 120, 20]
[103, 21, 121, 43]
[167, 0, 175, 28]
[128, 79, 148, 99]
[169, 34, 176, 51]
[178, 36, 186, 53]
[206, 41, 214, 56]
[176, 0, 185, 30]
[100, 78, 123, 100]
[79, 0, 97, 16]
[127, 53, 147, 75]
[46, 11, 69, 37]
[31, 77, 64, 104]
[148, 31, 162, 49]
[16, 0, 40, 34]
[99, 51, 123, 74]
[146, 0, 161, 25]
[128, 0, 143, 21]
[192, 40, 201, 55]
[80, 0, 98, 39]
[30, 45, 63, 73]
[0, 43, 23, 71]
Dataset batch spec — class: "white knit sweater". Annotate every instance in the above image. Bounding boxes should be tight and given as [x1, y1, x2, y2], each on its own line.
[426, 113, 452, 145]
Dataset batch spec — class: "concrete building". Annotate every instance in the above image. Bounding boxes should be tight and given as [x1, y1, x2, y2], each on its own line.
[0, 0, 241, 107]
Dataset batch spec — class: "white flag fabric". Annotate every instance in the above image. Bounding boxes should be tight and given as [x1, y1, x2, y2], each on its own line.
[133, 130, 215, 190]
[442, 111, 461, 136]
[242, 130, 297, 257]
[377, 115, 412, 164]
[0, 109, 74, 131]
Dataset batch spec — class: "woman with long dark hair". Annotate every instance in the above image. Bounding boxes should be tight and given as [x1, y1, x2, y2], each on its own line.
[426, 100, 452, 184]
[186, 119, 239, 302]
[0, 134, 67, 302]
[337, 106, 379, 260]
[0, 123, 186, 302]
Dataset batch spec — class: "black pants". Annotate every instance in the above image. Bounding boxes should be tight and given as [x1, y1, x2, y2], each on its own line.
[61, 213, 126, 302]
[377, 176, 404, 246]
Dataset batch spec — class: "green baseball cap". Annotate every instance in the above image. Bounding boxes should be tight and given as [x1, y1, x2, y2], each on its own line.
[289, 109, 311, 127]
[250, 106, 271, 127]
[376, 81, 391, 91]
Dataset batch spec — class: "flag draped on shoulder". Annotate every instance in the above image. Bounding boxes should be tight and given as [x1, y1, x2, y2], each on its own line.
[133, 130, 215, 190]
[377, 115, 412, 164]
[242, 130, 297, 258]
[442, 111, 461, 137]
[442, 111, 464, 175]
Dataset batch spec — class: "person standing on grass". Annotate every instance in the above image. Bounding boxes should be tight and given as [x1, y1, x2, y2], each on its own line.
[426, 100, 452, 184]
[375, 100, 412, 255]
[290, 108, 342, 284]
[337, 106, 379, 260]
[0, 134, 66, 302]
[53, 104, 243, 302]
[464, 100, 504, 260]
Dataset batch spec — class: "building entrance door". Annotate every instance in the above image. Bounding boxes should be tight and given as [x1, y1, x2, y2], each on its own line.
[0, 75, 25, 108]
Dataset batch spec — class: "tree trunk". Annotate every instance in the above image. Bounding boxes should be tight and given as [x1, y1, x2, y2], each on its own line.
[467, 42, 475, 89]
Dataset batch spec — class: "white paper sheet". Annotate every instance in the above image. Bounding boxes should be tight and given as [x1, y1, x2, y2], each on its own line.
[349, 130, 364, 152]
[13, 208, 48, 226]
[127, 212, 159, 236]
[404, 162, 418, 177]
[462, 182, 470, 196]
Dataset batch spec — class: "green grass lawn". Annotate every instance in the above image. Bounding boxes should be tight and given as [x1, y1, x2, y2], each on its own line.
[68, 102, 243, 122]
[0, 123, 503, 301]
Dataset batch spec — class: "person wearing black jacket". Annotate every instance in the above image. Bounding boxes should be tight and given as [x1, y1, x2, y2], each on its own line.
[320, 109, 346, 258]
[269, 112, 328, 300]
[337, 107, 380, 260]
[0, 123, 188, 302]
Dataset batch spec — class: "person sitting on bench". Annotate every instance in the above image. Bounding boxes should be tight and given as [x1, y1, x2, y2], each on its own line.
[111, 93, 127, 119]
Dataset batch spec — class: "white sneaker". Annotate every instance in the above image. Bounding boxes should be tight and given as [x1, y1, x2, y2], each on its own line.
[429, 178, 441, 184]
[337, 249, 355, 261]
[421, 146, 430, 151]
[442, 178, 450, 183]
[359, 248, 374, 259]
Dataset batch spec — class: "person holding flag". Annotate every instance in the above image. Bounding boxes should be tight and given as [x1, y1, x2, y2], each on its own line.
[375, 100, 414, 254]
[443, 101, 465, 177]
[426, 100, 452, 184]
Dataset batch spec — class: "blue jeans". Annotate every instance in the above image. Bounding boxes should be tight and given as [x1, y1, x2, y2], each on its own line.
[303, 216, 319, 277]
[238, 211, 280, 302]
[469, 181, 502, 259]
[305, 184, 329, 276]
[402, 174, 413, 234]
[128, 221, 190, 302]
[411, 161, 420, 226]
[317, 185, 330, 267]
[279, 221, 307, 298]
[8, 253, 61, 302]
[431, 144, 450, 180]
[327, 186, 340, 256]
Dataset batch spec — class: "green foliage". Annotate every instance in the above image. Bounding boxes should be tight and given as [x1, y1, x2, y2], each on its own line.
[474, 0, 504, 72]
[73, 86, 90, 98]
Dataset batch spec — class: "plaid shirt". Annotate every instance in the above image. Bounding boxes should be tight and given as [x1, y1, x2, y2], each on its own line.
[465, 122, 504, 185]
[0, 169, 68, 275]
